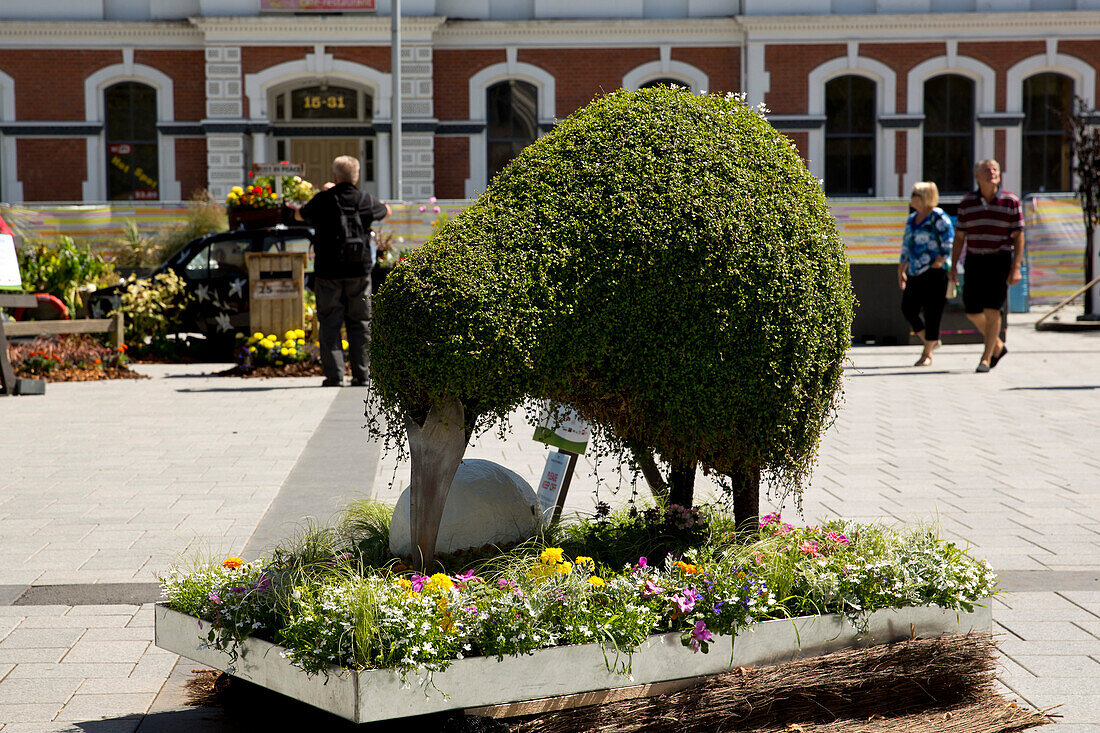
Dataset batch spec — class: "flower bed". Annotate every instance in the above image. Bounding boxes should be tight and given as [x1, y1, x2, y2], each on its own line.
[155, 602, 990, 723]
[9, 335, 142, 382]
[159, 509, 996, 705]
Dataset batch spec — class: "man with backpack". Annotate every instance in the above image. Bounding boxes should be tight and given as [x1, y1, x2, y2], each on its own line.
[294, 155, 390, 387]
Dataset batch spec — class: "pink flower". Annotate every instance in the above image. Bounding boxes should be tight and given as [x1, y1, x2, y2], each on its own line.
[419, 205, 427, 212]
[411, 574, 430, 592]
[799, 541, 821, 557]
[429, 196, 437, 204]
[778, 523, 795, 536]
[827, 531, 850, 546]
[672, 588, 698, 613]
[642, 579, 664, 598]
[432, 206, 441, 213]
[759, 512, 781, 527]
[690, 619, 713, 652]
[208, 592, 221, 605]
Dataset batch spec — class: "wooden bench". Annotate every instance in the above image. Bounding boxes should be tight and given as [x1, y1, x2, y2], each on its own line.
[0, 294, 124, 395]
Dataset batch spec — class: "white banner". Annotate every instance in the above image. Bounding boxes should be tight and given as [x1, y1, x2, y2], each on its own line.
[0, 234, 21, 291]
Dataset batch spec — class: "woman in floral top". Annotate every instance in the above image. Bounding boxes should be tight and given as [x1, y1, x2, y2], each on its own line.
[898, 181, 954, 367]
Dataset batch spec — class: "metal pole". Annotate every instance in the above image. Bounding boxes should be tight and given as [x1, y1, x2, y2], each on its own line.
[391, 0, 402, 202]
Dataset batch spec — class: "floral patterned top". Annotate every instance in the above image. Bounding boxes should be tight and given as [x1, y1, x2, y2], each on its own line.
[899, 207, 954, 277]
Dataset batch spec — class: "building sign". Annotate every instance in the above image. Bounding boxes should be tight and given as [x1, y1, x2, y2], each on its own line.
[252, 279, 300, 300]
[108, 143, 132, 155]
[261, 0, 376, 11]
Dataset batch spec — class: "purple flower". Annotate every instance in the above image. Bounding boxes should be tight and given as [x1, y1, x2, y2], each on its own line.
[411, 574, 429, 592]
[636, 557, 648, 568]
[208, 592, 221, 605]
[690, 619, 713, 652]
[497, 579, 517, 590]
[642, 579, 664, 598]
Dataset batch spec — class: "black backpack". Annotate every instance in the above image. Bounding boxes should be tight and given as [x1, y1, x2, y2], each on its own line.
[335, 192, 369, 264]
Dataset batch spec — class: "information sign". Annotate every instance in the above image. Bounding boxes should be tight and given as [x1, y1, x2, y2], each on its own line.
[532, 404, 590, 454]
[252, 162, 305, 177]
[536, 451, 571, 522]
[252, 279, 300, 300]
[0, 234, 21, 291]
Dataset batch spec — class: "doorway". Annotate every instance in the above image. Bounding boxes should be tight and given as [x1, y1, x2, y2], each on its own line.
[290, 138, 366, 191]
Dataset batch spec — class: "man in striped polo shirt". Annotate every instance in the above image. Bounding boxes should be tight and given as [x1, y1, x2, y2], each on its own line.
[949, 159, 1024, 373]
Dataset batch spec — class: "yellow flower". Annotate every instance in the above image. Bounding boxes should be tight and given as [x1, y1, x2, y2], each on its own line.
[297, 338, 305, 345]
[284, 331, 295, 341]
[575, 556, 595, 570]
[588, 576, 605, 587]
[539, 547, 565, 565]
[527, 563, 556, 582]
[556, 561, 573, 575]
[280, 348, 289, 356]
[267, 334, 277, 341]
[397, 578, 412, 590]
[341, 339, 349, 350]
[248, 346, 256, 353]
[231, 186, 244, 194]
[294, 329, 305, 338]
[428, 573, 454, 592]
[275, 360, 284, 366]
[673, 560, 700, 575]
[223, 556, 243, 569]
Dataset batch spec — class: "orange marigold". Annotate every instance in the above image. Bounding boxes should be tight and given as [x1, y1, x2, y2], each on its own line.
[222, 556, 244, 569]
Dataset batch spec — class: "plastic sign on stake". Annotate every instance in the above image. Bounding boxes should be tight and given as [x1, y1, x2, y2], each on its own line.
[0, 215, 21, 292]
[536, 451, 571, 523]
[532, 403, 590, 454]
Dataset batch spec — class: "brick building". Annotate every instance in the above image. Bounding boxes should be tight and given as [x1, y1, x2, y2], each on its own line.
[0, 0, 1097, 204]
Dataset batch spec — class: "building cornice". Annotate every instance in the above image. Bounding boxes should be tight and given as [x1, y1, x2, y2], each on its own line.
[190, 15, 446, 45]
[737, 11, 1100, 43]
[0, 21, 202, 48]
[434, 18, 743, 48]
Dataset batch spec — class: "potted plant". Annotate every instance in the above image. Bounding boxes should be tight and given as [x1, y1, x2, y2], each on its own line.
[225, 184, 281, 229]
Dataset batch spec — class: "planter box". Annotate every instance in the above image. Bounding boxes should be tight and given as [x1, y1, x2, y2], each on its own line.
[228, 207, 284, 230]
[155, 602, 990, 724]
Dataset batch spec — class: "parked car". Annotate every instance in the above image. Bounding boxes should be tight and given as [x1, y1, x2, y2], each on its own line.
[89, 225, 317, 340]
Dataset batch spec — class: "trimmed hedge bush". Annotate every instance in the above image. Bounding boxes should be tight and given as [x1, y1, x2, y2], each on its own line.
[369, 87, 853, 513]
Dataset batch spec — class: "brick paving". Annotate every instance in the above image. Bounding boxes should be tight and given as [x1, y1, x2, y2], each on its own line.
[0, 310, 1098, 730]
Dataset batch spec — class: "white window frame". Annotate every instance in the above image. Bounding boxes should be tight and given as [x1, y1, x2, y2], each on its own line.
[83, 60, 180, 201]
[622, 51, 709, 93]
[244, 54, 391, 195]
[465, 55, 556, 198]
[0, 68, 22, 203]
[1005, 50, 1096, 196]
[905, 55, 996, 196]
[808, 55, 896, 198]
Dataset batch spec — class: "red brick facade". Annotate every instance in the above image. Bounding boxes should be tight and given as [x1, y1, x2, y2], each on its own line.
[1, 19, 1098, 203]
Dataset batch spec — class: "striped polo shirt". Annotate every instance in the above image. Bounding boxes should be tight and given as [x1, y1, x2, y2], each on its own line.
[956, 188, 1024, 255]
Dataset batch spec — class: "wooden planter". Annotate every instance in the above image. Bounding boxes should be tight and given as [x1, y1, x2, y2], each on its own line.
[228, 207, 283, 230]
[155, 602, 990, 724]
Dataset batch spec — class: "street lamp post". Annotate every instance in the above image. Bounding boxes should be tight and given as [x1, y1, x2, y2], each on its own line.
[391, 0, 402, 202]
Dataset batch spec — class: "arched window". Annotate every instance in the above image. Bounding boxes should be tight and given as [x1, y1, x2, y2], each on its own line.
[487, 80, 537, 182]
[640, 78, 687, 89]
[825, 76, 876, 196]
[105, 82, 159, 201]
[922, 74, 974, 195]
[1022, 73, 1073, 194]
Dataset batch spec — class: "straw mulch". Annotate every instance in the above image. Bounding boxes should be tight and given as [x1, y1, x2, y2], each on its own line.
[508, 633, 1049, 733]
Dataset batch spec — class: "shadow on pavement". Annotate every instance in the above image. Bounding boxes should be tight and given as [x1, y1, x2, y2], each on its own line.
[847, 370, 954, 377]
[1006, 385, 1099, 391]
[174, 385, 326, 393]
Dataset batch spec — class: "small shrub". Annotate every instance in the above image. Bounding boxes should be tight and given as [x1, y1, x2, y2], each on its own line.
[113, 191, 227, 269]
[111, 270, 191, 347]
[9, 334, 131, 379]
[17, 236, 115, 315]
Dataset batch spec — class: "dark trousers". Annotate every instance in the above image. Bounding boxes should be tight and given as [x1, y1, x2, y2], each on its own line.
[315, 275, 371, 383]
[901, 268, 948, 341]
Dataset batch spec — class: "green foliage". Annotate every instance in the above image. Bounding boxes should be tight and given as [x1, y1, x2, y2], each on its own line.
[550, 504, 709, 571]
[111, 270, 191, 346]
[113, 191, 227, 269]
[17, 236, 114, 315]
[161, 508, 997, 678]
[369, 87, 854, 502]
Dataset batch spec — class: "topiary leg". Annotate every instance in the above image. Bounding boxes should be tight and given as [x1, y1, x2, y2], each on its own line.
[404, 396, 466, 570]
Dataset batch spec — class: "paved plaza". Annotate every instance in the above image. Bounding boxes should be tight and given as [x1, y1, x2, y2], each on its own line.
[0, 309, 1098, 730]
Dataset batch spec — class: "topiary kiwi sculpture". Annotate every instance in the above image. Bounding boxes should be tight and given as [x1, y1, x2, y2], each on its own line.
[368, 87, 854, 568]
